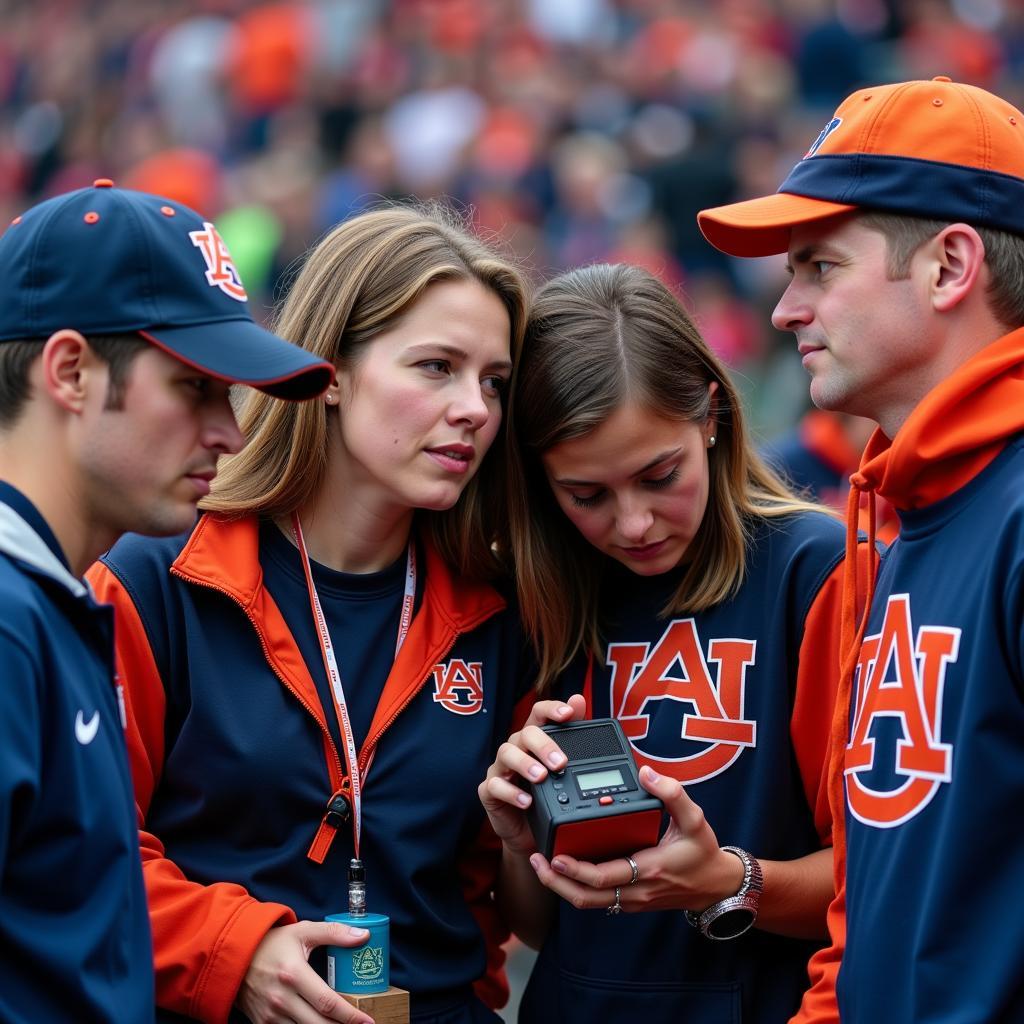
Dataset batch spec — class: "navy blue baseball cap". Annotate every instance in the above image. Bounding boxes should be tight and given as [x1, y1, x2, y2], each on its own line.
[0, 179, 332, 400]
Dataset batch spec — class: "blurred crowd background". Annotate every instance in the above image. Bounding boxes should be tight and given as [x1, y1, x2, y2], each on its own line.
[2, 0, 1022, 439]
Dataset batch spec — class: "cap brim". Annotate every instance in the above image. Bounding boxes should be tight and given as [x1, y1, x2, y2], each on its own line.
[141, 320, 333, 401]
[698, 193, 858, 257]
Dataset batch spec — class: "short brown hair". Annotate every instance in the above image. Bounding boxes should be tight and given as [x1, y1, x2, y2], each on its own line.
[859, 210, 1024, 328]
[0, 332, 149, 429]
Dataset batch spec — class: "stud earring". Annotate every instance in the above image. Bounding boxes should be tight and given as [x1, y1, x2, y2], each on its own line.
[325, 394, 337, 405]
[708, 435, 716, 448]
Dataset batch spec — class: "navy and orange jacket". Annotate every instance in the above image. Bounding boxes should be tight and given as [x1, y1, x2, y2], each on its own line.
[794, 327, 1024, 1023]
[520, 510, 847, 1024]
[88, 513, 531, 1023]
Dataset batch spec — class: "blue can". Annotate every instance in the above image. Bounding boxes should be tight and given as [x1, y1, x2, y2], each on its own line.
[325, 912, 390, 995]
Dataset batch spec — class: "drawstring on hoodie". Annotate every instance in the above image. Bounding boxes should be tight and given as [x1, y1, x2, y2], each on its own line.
[826, 479, 879, 878]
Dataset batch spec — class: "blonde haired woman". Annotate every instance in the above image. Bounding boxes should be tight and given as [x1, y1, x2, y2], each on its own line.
[89, 207, 530, 1024]
[480, 263, 851, 1024]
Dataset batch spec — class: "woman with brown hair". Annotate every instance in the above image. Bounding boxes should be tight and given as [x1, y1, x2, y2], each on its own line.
[88, 206, 531, 1024]
[480, 263, 850, 1023]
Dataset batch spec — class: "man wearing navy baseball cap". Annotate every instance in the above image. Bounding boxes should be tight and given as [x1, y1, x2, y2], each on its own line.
[0, 180, 332, 1022]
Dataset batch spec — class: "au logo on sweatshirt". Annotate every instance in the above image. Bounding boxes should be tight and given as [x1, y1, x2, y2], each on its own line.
[606, 618, 757, 784]
[845, 594, 957, 828]
[432, 659, 484, 715]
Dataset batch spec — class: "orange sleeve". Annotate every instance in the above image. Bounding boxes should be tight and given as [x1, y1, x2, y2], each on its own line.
[790, 875, 845, 1023]
[87, 561, 297, 1024]
[790, 557, 846, 844]
[787, 544, 864, 1023]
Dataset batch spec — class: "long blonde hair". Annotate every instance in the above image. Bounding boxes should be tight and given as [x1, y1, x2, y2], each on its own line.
[204, 205, 528, 580]
[508, 263, 826, 690]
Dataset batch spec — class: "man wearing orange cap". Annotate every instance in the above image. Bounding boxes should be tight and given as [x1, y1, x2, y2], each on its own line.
[700, 78, 1024, 1022]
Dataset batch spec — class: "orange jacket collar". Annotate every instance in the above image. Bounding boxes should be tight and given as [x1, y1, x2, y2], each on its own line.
[171, 514, 507, 758]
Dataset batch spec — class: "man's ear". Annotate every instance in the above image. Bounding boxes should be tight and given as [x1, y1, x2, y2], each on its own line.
[38, 330, 100, 413]
[926, 223, 986, 314]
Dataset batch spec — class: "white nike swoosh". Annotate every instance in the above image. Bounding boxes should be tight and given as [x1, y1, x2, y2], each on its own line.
[75, 709, 100, 745]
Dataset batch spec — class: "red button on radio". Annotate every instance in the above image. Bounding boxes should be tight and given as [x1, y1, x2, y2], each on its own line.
[598, 796, 613, 806]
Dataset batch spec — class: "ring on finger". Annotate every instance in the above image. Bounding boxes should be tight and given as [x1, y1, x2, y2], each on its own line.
[606, 886, 622, 915]
[625, 855, 640, 886]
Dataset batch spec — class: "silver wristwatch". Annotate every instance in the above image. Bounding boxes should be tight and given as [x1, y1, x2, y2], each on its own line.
[684, 846, 763, 941]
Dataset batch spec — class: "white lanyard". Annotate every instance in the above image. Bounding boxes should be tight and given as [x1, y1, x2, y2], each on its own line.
[291, 512, 416, 856]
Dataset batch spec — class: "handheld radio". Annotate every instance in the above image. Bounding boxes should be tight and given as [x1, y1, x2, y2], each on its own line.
[523, 718, 663, 862]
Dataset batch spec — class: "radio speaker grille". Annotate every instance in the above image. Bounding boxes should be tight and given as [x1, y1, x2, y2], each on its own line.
[557, 723, 623, 761]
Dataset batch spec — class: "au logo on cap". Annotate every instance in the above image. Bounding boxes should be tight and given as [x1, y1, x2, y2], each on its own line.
[189, 222, 247, 302]
[805, 116, 842, 159]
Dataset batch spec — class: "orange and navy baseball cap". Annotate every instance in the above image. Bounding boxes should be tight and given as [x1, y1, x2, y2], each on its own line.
[698, 77, 1024, 258]
[0, 180, 332, 400]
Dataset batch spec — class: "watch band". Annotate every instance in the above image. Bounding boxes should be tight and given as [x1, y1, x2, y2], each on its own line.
[684, 845, 763, 941]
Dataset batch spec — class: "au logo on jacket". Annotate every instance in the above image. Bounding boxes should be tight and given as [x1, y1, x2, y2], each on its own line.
[432, 659, 484, 715]
[607, 618, 757, 784]
[846, 593, 957, 828]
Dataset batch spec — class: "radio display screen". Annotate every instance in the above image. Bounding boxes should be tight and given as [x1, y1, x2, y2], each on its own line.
[576, 767, 625, 790]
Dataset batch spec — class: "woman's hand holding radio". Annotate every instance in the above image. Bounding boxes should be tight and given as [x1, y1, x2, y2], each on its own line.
[478, 694, 587, 855]
[526, 764, 745, 916]
[480, 694, 588, 949]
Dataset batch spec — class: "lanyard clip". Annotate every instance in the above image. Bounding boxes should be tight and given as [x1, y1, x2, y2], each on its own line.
[307, 791, 352, 865]
[325, 792, 352, 829]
